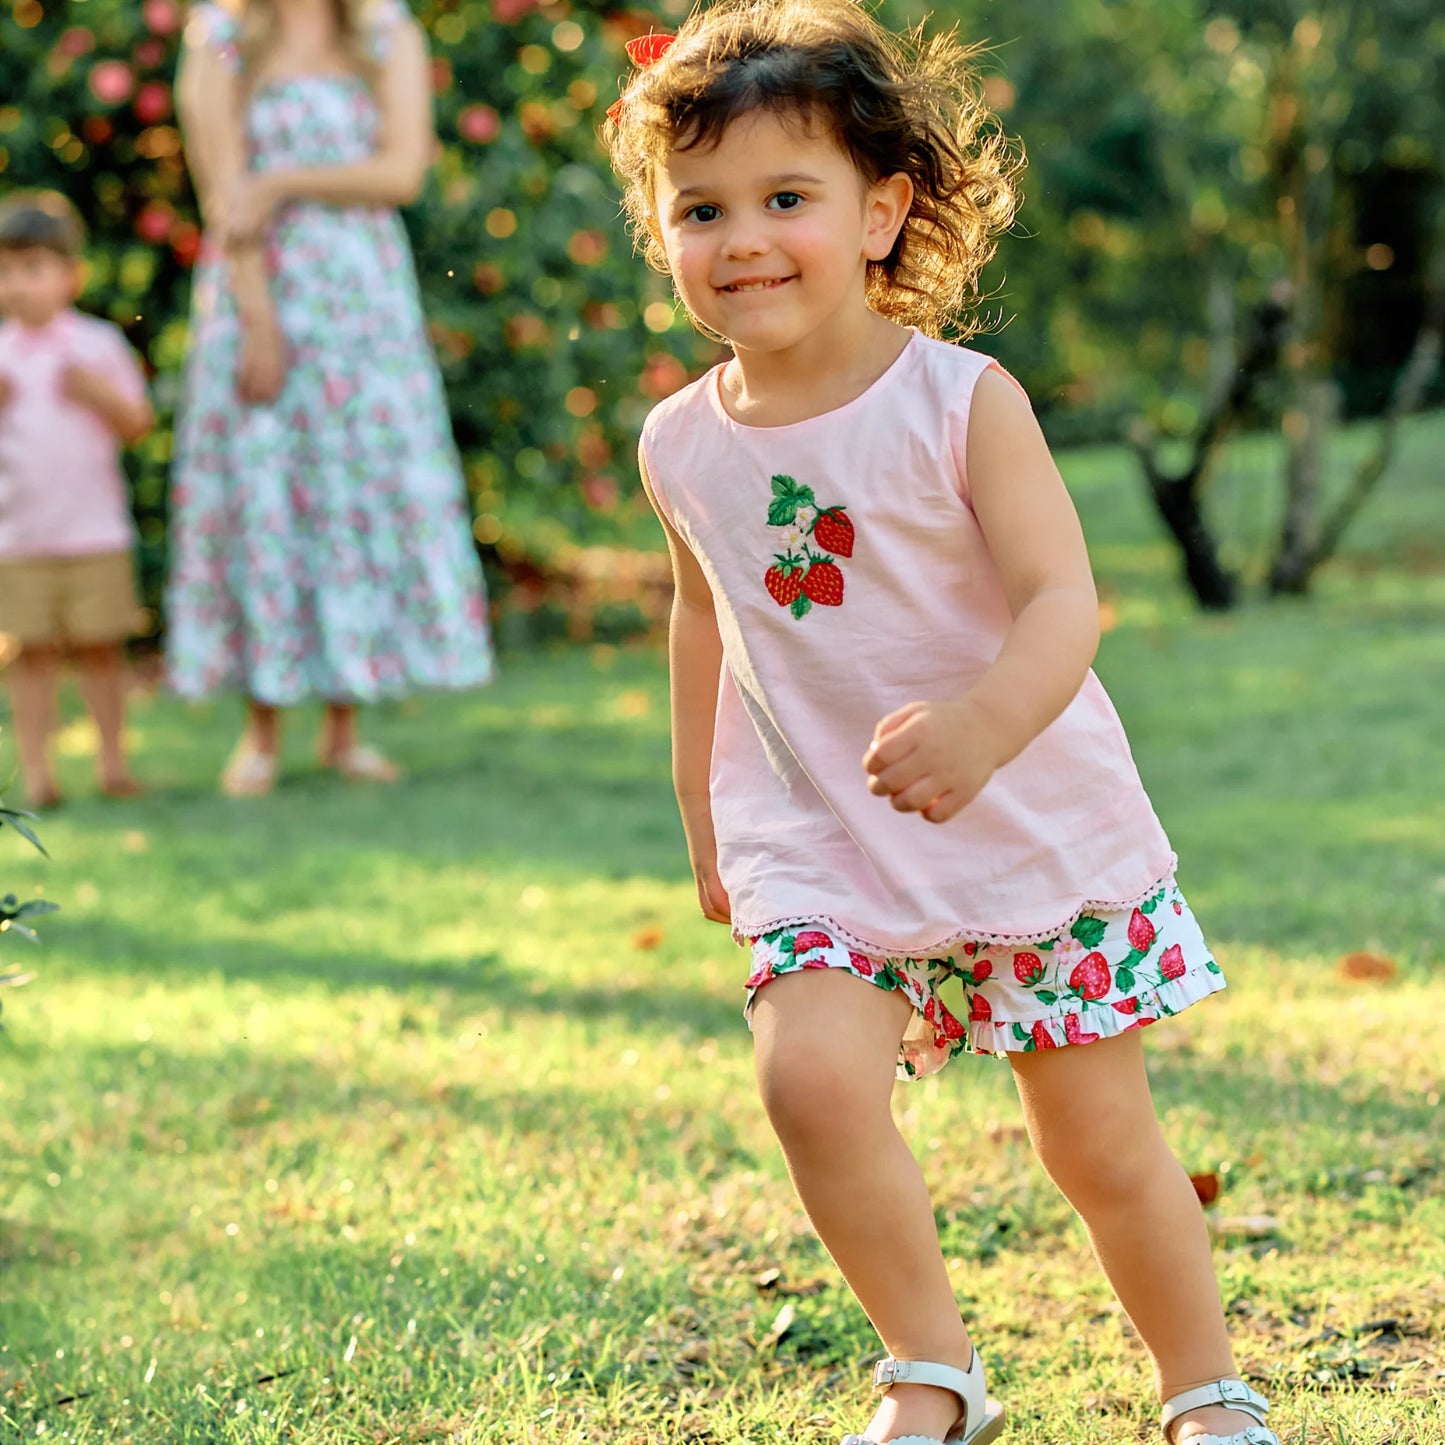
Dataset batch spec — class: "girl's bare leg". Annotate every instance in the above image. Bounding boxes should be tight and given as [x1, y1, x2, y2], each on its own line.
[752, 969, 974, 1443]
[1010, 1031, 1260, 1441]
[6, 644, 63, 805]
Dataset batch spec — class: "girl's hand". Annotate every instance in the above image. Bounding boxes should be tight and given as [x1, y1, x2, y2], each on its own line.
[237, 312, 287, 404]
[691, 853, 732, 925]
[863, 699, 1002, 825]
[223, 173, 282, 243]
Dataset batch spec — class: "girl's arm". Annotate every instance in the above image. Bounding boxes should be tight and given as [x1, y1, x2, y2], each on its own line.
[228, 18, 435, 236]
[640, 449, 731, 925]
[863, 367, 1101, 823]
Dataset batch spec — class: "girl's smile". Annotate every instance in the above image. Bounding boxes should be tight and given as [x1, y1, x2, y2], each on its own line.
[654, 109, 910, 360]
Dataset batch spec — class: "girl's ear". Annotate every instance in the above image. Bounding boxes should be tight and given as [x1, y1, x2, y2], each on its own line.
[862, 171, 913, 263]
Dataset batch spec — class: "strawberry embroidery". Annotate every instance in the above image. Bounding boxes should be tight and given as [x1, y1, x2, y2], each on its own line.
[1013, 951, 1045, 986]
[801, 557, 844, 606]
[763, 474, 857, 619]
[812, 506, 855, 557]
[764, 559, 806, 607]
[969, 994, 992, 1022]
[1064, 1013, 1101, 1045]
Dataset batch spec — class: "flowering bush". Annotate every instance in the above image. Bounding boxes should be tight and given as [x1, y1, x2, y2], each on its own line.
[0, 0, 722, 633]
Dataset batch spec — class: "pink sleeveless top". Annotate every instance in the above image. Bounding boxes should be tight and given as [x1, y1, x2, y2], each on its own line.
[641, 332, 1176, 953]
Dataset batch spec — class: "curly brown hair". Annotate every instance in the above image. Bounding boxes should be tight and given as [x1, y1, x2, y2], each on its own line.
[605, 0, 1022, 338]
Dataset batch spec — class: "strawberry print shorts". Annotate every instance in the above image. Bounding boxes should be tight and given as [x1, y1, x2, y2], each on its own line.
[744, 878, 1226, 1079]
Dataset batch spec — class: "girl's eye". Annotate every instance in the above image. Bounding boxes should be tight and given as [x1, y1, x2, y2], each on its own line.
[685, 203, 722, 224]
[768, 191, 803, 211]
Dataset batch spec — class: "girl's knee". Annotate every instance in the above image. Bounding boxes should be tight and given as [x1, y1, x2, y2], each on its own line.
[1034, 1118, 1175, 1209]
[756, 1037, 887, 1149]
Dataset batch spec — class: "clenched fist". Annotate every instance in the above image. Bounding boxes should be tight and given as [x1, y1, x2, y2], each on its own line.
[862, 698, 1003, 825]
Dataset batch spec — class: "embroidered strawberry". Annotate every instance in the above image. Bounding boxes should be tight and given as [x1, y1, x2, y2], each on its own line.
[941, 1010, 966, 1042]
[1030, 1020, 1058, 1050]
[848, 950, 877, 977]
[812, 506, 855, 557]
[1159, 944, 1186, 980]
[970, 959, 993, 985]
[764, 559, 805, 607]
[969, 994, 992, 1023]
[801, 559, 844, 606]
[1064, 1013, 1101, 1045]
[792, 930, 834, 952]
[1173, 900, 1184, 915]
[1013, 951, 1045, 986]
[1127, 908, 1155, 953]
[1069, 951, 1112, 1001]
[1112, 997, 1139, 1015]
[961, 941, 978, 957]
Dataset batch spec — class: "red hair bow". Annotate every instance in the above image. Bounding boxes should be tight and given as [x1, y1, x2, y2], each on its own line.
[607, 31, 676, 121]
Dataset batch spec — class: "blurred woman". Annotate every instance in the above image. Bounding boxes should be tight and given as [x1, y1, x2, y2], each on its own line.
[169, 0, 493, 795]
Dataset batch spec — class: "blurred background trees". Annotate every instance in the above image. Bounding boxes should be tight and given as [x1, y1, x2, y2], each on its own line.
[1, 0, 1440, 627]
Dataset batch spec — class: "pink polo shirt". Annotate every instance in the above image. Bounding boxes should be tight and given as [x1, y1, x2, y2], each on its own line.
[641, 332, 1177, 952]
[0, 308, 145, 561]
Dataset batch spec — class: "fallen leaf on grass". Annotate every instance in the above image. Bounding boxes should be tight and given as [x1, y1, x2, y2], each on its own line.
[1190, 1171, 1221, 1206]
[632, 926, 665, 950]
[1335, 951, 1397, 983]
[759, 1303, 796, 1350]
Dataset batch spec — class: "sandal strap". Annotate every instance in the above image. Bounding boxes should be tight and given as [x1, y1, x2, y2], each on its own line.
[872, 1353, 987, 1438]
[1162, 1378, 1270, 1432]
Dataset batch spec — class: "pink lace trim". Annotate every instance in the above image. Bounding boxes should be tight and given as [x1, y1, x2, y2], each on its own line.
[730, 856, 1181, 955]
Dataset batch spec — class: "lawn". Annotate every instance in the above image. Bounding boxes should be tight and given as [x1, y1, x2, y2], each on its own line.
[1, 416, 1442, 1444]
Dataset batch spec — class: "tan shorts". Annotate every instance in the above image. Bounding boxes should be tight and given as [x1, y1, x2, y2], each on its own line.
[0, 551, 141, 648]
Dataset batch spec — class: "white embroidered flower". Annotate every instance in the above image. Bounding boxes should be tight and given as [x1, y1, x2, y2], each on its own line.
[780, 524, 806, 548]
[793, 504, 817, 530]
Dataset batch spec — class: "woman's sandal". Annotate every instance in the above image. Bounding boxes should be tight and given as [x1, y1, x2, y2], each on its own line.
[219, 746, 278, 798]
[840, 1353, 1007, 1445]
[323, 744, 402, 784]
[1161, 1378, 1279, 1445]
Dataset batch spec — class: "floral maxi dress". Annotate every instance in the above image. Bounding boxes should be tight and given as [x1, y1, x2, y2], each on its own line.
[166, 2, 495, 705]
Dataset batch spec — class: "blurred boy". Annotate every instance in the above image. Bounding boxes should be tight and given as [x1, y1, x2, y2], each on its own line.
[0, 191, 153, 807]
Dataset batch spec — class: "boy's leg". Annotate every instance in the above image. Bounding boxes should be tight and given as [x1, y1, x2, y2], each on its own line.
[1009, 1032, 1258, 1441]
[5, 644, 64, 805]
[72, 642, 140, 794]
[751, 969, 974, 1443]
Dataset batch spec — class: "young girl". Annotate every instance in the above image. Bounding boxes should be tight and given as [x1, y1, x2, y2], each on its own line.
[168, 0, 494, 795]
[607, 4, 1280, 1444]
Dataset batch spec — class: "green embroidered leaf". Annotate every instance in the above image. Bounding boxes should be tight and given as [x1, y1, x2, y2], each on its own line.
[1012, 1023, 1030, 1042]
[1115, 965, 1136, 994]
[770, 474, 795, 496]
[1123, 947, 1146, 969]
[779, 933, 797, 954]
[1035, 990, 1059, 1005]
[790, 594, 811, 620]
[1071, 915, 1108, 948]
[796, 485, 816, 506]
[1140, 896, 1159, 915]
[1206, 959, 1222, 974]
[767, 499, 799, 526]
[1038, 939, 1056, 950]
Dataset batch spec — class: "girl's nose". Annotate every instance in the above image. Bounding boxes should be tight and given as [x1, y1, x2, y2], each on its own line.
[720, 218, 769, 260]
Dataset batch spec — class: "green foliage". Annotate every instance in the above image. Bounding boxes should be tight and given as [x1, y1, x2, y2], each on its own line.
[1, 0, 1440, 622]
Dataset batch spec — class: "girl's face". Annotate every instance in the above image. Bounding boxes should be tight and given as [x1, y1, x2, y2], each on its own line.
[653, 108, 910, 356]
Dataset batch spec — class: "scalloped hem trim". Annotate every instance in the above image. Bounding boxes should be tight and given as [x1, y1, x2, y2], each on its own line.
[731, 856, 1180, 955]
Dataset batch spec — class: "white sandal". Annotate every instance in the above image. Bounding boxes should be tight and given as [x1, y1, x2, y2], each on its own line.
[1161, 1378, 1279, 1445]
[325, 744, 402, 784]
[841, 1352, 1007, 1445]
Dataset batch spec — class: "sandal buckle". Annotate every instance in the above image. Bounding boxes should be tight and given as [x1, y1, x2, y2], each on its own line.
[872, 1358, 912, 1388]
[1216, 1380, 1252, 1406]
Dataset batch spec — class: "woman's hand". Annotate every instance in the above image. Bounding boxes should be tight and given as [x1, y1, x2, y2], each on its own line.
[236, 311, 287, 404]
[863, 698, 1004, 825]
[223, 172, 283, 244]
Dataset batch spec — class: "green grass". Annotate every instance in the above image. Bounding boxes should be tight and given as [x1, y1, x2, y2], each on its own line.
[1, 415, 1443, 1444]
